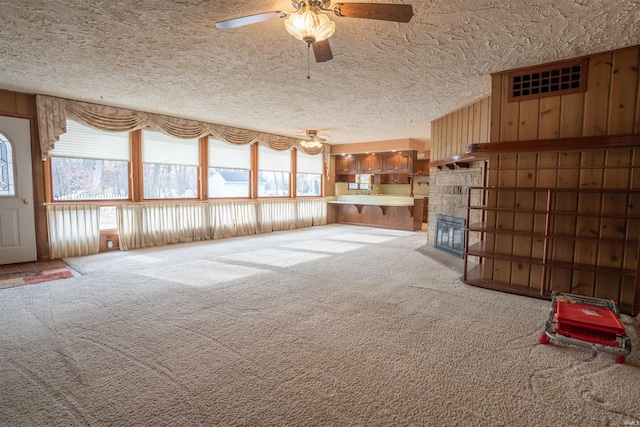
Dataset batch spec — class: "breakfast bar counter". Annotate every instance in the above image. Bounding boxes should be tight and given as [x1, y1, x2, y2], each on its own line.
[328, 195, 423, 231]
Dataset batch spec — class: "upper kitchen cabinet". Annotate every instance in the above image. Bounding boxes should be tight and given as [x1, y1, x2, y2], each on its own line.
[415, 159, 430, 175]
[382, 151, 415, 173]
[359, 153, 383, 173]
[336, 155, 358, 174]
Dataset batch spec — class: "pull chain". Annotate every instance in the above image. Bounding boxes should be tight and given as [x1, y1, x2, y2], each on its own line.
[307, 43, 311, 79]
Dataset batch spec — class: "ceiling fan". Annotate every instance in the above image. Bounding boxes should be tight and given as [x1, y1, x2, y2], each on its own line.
[297, 130, 328, 148]
[215, 0, 414, 63]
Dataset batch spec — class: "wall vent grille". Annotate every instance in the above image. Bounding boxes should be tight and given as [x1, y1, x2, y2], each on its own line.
[508, 58, 588, 102]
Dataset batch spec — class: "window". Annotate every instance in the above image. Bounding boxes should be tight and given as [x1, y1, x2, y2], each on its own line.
[0, 133, 15, 196]
[208, 138, 251, 198]
[258, 145, 290, 197]
[142, 130, 199, 199]
[50, 121, 129, 200]
[348, 174, 372, 191]
[296, 151, 322, 196]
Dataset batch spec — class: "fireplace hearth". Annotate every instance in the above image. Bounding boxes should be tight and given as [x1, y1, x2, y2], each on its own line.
[434, 215, 466, 258]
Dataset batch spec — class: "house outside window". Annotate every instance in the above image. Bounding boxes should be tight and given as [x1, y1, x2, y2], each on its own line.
[208, 138, 251, 198]
[49, 120, 129, 201]
[142, 130, 198, 199]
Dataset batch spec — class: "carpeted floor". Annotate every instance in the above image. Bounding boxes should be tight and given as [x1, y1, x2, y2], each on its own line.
[0, 224, 638, 426]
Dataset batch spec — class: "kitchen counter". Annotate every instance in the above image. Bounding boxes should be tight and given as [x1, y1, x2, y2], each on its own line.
[327, 195, 415, 206]
[328, 195, 423, 231]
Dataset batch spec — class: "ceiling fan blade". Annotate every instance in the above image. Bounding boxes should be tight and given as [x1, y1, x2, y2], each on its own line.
[215, 11, 285, 29]
[332, 3, 414, 23]
[313, 39, 333, 63]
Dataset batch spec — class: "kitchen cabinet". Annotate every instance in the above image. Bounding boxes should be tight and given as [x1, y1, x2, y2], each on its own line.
[415, 159, 430, 175]
[336, 155, 358, 174]
[333, 151, 417, 184]
[380, 174, 410, 184]
[336, 174, 355, 183]
[359, 153, 383, 173]
[382, 151, 414, 173]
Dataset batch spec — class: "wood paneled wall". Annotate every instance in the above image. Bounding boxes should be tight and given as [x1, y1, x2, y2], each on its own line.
[490, 46, 640, 142]
[431, 96, 491, 161]
[0, 89, 49, 260]
[477, 45, 640, 313]
[482, 149, 640, 313]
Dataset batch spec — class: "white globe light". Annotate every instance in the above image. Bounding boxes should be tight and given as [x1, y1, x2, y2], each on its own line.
[285, 6, 335, 44]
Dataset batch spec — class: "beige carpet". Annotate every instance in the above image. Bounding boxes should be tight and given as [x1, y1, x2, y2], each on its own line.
[1, 224, 638, 426]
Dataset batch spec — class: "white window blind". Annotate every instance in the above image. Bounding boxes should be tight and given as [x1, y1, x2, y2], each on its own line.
[259, 145, 291, 172]
[142, 130, 199, 166]
[208, 138, 251, 169]
[297, 151, 323, 174]
[50, 120, 130, 161]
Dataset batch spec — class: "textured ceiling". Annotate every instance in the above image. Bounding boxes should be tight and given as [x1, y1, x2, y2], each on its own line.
[1, 0, 639, 147]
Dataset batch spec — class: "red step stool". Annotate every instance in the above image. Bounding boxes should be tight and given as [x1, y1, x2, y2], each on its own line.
[539, 292, 632, 363]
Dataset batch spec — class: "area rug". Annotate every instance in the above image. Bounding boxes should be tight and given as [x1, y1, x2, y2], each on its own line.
[0, 265, 76, 289]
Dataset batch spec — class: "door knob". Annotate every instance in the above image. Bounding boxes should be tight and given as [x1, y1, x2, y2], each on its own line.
[23, 199, 31, 205]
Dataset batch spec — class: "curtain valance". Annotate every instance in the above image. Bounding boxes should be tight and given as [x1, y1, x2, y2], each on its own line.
[35, 95, 329, 164]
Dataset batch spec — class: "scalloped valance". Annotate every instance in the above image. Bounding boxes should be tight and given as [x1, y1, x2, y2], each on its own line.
[35, 95, 328, 164]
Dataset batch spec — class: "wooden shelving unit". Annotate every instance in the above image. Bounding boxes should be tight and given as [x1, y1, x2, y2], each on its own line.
[463, 187, 640, 315]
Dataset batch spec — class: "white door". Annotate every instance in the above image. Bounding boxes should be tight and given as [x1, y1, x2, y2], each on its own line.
[0, 116, 36, 264]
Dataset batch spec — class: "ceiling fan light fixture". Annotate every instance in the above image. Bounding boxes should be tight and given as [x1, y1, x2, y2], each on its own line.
[284, 5, 335, 44]
[299, 129, 324, 149]
[300, 139, 323, 149]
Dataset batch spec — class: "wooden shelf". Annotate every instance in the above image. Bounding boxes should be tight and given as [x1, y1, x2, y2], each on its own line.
[464, 265, 549, 299]
[466, 264, 637, 315]
[467, 222, 639, 246]
[466, 242, 545, 265]
[468, 186, 637, 193]
[430, 153, 487, 169]
[468, 134, 640, 154]
[469, 205, 550, 214]
[469, 205, 640, 219]
[547, 210, 640, 220]
[545, 260, 636, 277]
[463, 186, 640, 315]
[468, 243, 635, 277]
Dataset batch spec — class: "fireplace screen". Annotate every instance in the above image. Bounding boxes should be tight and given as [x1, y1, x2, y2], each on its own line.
[434, 215, 466, 258]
